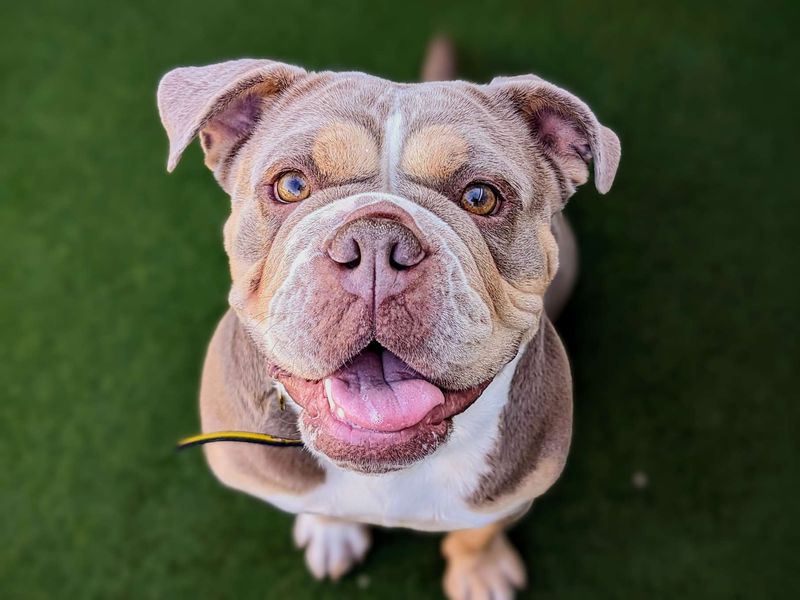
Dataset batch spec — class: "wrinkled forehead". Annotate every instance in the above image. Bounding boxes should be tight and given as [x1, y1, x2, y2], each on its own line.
[249, 74, 531, 189]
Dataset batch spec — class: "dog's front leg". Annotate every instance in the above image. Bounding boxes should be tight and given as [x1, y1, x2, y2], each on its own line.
[292, 513, 371, 580]
[441, 522, 526, 600]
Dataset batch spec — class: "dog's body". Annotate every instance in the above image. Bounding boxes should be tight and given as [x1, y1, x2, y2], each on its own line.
[158, 40, 618, 598]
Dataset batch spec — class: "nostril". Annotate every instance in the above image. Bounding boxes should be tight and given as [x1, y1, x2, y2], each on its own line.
[389, 239, 425, 271]
[388, 244, 408, 271]
[328, 237, 361, 269]
[344, 255, 361, 269]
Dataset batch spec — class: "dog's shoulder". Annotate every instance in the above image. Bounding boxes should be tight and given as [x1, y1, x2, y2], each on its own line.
[199, 311, 325, 497]
[468, 317, 573, 511]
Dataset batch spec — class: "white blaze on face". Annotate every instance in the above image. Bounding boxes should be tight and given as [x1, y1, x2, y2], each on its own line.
[383, 102, 404, 190]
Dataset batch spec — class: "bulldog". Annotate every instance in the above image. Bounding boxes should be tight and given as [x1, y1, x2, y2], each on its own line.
[157, 38, 620, 599]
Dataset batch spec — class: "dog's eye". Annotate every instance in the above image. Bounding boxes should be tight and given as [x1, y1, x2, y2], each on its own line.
[275, 171, 311, 203]
[460, 183, 499, 216]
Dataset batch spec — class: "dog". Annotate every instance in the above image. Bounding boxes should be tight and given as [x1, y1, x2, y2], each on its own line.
[157, 37, 620, 599]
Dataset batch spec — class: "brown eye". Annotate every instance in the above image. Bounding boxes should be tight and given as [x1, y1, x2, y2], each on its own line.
[274, 171, 310, 203]
[460, 183, 498, 216]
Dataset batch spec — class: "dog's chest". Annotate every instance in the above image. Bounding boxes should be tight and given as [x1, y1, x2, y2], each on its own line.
[265, 435, 525, 531]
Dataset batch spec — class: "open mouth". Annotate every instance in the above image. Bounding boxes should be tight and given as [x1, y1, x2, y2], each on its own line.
[272, 342, 489, 472]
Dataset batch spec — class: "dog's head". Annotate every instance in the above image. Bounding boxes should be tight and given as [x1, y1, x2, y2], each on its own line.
[158, 59, 619, 473]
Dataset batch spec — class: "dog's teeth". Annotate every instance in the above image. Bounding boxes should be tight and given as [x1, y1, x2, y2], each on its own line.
[323, 378, 349, 422]
[323, 378, 335, 412]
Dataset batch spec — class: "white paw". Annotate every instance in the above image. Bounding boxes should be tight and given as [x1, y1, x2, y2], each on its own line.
[443, 535, 527, 600]
[292, 513, 371, 580]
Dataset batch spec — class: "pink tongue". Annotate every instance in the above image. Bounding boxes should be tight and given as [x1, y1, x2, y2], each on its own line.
[327, 347, 444, 432]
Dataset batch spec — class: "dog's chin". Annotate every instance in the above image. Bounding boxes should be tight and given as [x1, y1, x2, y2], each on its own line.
[272, 342, 490, 474]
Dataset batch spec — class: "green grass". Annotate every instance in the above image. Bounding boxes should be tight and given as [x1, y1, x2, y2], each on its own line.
[2, 0, 798, 597]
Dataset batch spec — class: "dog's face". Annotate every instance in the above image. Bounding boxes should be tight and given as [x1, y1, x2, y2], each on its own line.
[158, 60, 619, 473]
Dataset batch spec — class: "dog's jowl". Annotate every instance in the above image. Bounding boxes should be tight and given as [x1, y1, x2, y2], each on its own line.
[158, 40, 620, 598]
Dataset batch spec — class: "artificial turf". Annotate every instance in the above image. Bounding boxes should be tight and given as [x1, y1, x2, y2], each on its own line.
[1, 0, 798, 597]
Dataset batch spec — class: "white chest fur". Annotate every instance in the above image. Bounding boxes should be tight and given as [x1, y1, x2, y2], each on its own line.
[264, 346, 527, 532]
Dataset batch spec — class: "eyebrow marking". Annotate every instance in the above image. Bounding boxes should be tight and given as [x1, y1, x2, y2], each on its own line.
[312, 121, 379, 182]
[401, 124, 469, 181]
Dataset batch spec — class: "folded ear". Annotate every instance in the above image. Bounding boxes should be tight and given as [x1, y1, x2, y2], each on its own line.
[489, 75, 620, 197]
[157, 58, 306, 174]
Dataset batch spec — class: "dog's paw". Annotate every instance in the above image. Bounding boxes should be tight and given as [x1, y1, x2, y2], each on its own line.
[443, 534, 526, 600]
[292, 513, 371, 580]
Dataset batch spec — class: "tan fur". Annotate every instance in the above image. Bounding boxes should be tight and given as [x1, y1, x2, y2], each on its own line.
[312, 121, 379, 182]
[442, 521, 505, 556]
[474, 458, 562, 515]
[401, 125, 469, 181]
[442, 521, 526, 599]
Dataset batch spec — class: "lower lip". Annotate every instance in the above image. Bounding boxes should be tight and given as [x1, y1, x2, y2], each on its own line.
[304, 397, 447, 447]
[274, 371, 488, 467]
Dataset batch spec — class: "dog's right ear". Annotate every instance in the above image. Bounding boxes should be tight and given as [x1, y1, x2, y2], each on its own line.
[157, 59, 306, 175]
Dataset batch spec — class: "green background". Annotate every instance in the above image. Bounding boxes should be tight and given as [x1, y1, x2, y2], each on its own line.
[2, 0, 798, 597]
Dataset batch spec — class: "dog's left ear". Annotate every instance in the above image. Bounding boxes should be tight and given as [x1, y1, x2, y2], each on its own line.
[157, 58, 306, 175]
[489, 75, 620, 198]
